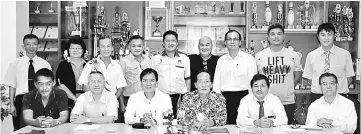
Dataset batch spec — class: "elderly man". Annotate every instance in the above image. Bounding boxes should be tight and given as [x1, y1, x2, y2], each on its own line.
[236, 74, 287, 128]
[124, 68, 172, 125]
[22, 68, 68, 128]
[70, 71, 118, 124]
[189, 36, 219, 91]
[306, 73, 357, 134]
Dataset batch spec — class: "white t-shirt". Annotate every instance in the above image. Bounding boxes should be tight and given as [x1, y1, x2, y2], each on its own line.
[255, 47, 302, 104]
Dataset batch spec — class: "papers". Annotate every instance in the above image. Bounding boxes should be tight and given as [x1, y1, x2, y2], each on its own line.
[301, 125, 323, 130]
[281, 125, 306, 132]
[207, 128, 230, 134]
[73, 124, 101, 131]
[44, 26, 58, 39]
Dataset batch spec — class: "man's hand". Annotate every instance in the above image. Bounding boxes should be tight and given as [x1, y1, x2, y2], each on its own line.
[254, 117, 273, 128]
[70, 115, 87, 124]
[317, 118, 332, 126]
[194, 118, 214, 131]
[10, 104, 17, 117]
[36, 116, 46, 127]
[43, 116, 55, 127]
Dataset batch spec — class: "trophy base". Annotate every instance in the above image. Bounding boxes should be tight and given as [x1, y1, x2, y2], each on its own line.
[287, 25, 294, 29]
[261, 26, 269, 29]
[71, 31, 81, 36]
[153, 32, 162, 37]
[311, 25, 318, 29]
[347, 37, 353, 41]
[340, 37, 348, 41]
[239, 11, 245, 14]
[229, 12, 234, 15]
[335, 37, 341, 41]
[251, 26, 257, 29]
[35, 10, 41, 13]
[296, 25, 303, 29]
[304, 26, 311, 29]
[220, 11, 225, 15]
[49, 10, 55, 13]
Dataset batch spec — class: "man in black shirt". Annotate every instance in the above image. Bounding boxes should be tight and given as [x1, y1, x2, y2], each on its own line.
[22, 68, 68, 128]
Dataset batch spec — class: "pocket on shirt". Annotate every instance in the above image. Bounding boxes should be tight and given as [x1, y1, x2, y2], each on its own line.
[333, 63, 345, 78]
[235, 63, 247, 76]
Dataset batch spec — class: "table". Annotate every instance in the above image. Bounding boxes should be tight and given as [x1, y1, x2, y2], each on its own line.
[11, 123, 343, 134]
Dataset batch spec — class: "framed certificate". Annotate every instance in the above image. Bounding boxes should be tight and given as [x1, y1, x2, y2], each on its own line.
[31, 26, 47, 38]
[44, 26, 58, 39]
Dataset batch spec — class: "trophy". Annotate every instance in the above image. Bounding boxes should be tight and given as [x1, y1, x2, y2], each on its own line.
[176, 5, 190, 14]
[249, 40, 255, 56]
[121, 13, 131, 56]
[93, 6, 108, 57]
[262, 1, 272, 29]
[346, 7, 354, 41]
[152, 16, 163, 37]
[49, 2, 55, 13]
[296, 2, 304, 29]
[333, 4, 342, 41]
[310, 3, 318, 29]
[261, 40, 268, 50]
[304, 1, 311, 29]
[276, 4, 284, 26]
[251, 2, 258, 29]
[290, 95, 301, 129]
[229, 2, 234, 14]
[220, 1, 225, 15]
[71, 7, 81, 36]
[111, 6, 122, 59]
[211, 2, 216, 15]
[299, 95, 308, 124]
[35, 2, 41, 13]
[240, 1, 245, 14]
[287, 2, 295, 29]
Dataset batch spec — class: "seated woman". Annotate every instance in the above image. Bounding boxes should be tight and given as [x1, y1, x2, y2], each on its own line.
[124, 68, 173, 125]
[56, 38, 87, 109]
[177, 70, 227, 130]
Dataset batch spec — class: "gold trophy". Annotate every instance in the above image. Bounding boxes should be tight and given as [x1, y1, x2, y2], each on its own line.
[251, 2, 258, 29]
[71, 7, 81, 36]
[152, 16, 163, 37]
[121, 13, 131, 56]
[35, 2, 41, 13]
[276, 4, 283, 26]
[333, 4, 342, 41]
[111, 6, 122, 59]
[304, 1, 311, 29]
[346, 7, 354, 41]
[93, 6, 108, 57]
[49, 2, 55, 13]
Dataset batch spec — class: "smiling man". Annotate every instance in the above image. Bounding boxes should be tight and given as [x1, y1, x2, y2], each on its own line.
[236, 74, 287, 128]
[303, 23, 355, 104]
[22, 68, 68, 128]
[189, 36, 219, 91]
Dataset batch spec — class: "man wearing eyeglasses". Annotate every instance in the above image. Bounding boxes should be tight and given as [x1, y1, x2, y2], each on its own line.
[213, 30, 257, 124]
[189, 36, 219, 91]
[3, 34, 52, 130]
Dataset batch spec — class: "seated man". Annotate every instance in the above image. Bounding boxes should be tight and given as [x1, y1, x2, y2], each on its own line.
[124, 68, 172, 125]
[23, 68, 68, 128]
[306, 73, 357, 133]
[236, 74, 287, 128]
[70, 71, 118, 124]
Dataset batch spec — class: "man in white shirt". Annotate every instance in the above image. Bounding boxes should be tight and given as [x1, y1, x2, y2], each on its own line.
[306, 73, 357, 134]
[303, 23, 355, 104]
[70, 71, 118, 124]
[3, 34, 52, 130]
[237, 74, 287, 127]
[124, 68, 172, 125]
[213, 30, 257, 124]
[151, 30, 190, 117]
[255, 24, 302, 124]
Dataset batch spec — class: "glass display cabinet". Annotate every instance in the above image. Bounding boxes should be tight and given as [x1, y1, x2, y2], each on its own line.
[144, 7, 170, 41]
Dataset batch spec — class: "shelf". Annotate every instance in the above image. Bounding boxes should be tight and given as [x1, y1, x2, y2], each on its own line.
[249, 29, 318, 34]
[29, 23, 58, 26]
[174, 14, 246, 17]
[29, 13, 58, 15]
[174, 24, 245, 27]
[61, 37, 89, 40]
[40, 38, 58, 41]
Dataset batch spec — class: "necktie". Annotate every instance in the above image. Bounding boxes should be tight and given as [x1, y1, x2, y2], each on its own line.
[258, 101, 264, 119]
[324, 51, 331, 73]
[28, 60, 35, 91]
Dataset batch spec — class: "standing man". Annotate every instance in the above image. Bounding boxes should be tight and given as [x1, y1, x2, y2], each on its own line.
[3, 34, 52, 130]
[189, 36, 219, 91]
[151, 30, 191, 117]
[303, 23, 355, 104]
[213, 30, 257, 124]
[255, 24, 302, 124]
[118, 35, 152, 122]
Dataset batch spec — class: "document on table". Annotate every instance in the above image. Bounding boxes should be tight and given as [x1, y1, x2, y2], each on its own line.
[301, 125, 323, 130]
[281, 125, 306, 132]
[207, 128, 230, 134]
[73, 124, 101, 131]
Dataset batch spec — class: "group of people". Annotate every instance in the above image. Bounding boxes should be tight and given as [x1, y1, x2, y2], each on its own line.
[3, 22, 357, 134]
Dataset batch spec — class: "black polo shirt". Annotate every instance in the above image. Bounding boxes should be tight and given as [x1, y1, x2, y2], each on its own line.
[189, 54, 219, 91]
[22, 89, 68, 119]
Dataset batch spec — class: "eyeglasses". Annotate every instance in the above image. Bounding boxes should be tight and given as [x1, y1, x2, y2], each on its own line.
[226, 38, 240, 42]
[69, 47, 83, 51]
[202, 60, 208, 71]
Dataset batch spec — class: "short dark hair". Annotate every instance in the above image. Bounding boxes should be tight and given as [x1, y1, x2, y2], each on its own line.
[250, 74, 270, 88]
[267, 23, 284, 35]
[224, 30, 242, 42]
[127, 35, 144, 45]
[23, 34, 39, 44]
[140, 68, 158, 82]
[98, 36, 113, 47]
[316, 23, 336, 44]
[195, 70, 213, 83]
[163, 30, 178, 42]
[34, 68, 55, 82]
[66, 38, 87, 57]
[318, 72, 338, 85]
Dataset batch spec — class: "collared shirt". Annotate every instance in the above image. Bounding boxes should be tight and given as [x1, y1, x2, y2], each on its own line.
[124, 90, 172, 125]
[3, 56, 52, 95]
[78, 57, 127, 94]
[71, 90, 118, 119]
[177, 90, 227, 126]
[213, 50, 257, 93]
[255, 47, 302, 105]
[236, 93, 288, 127]
[303, 45, 355, 94]
[68, 58, 86, 92]
[306, 94, 357, 133]
[189, 55, 219, 91]
[22, 89, 68, 119]
[151, 51, 190, 94]
[119, 54, 152, 96]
